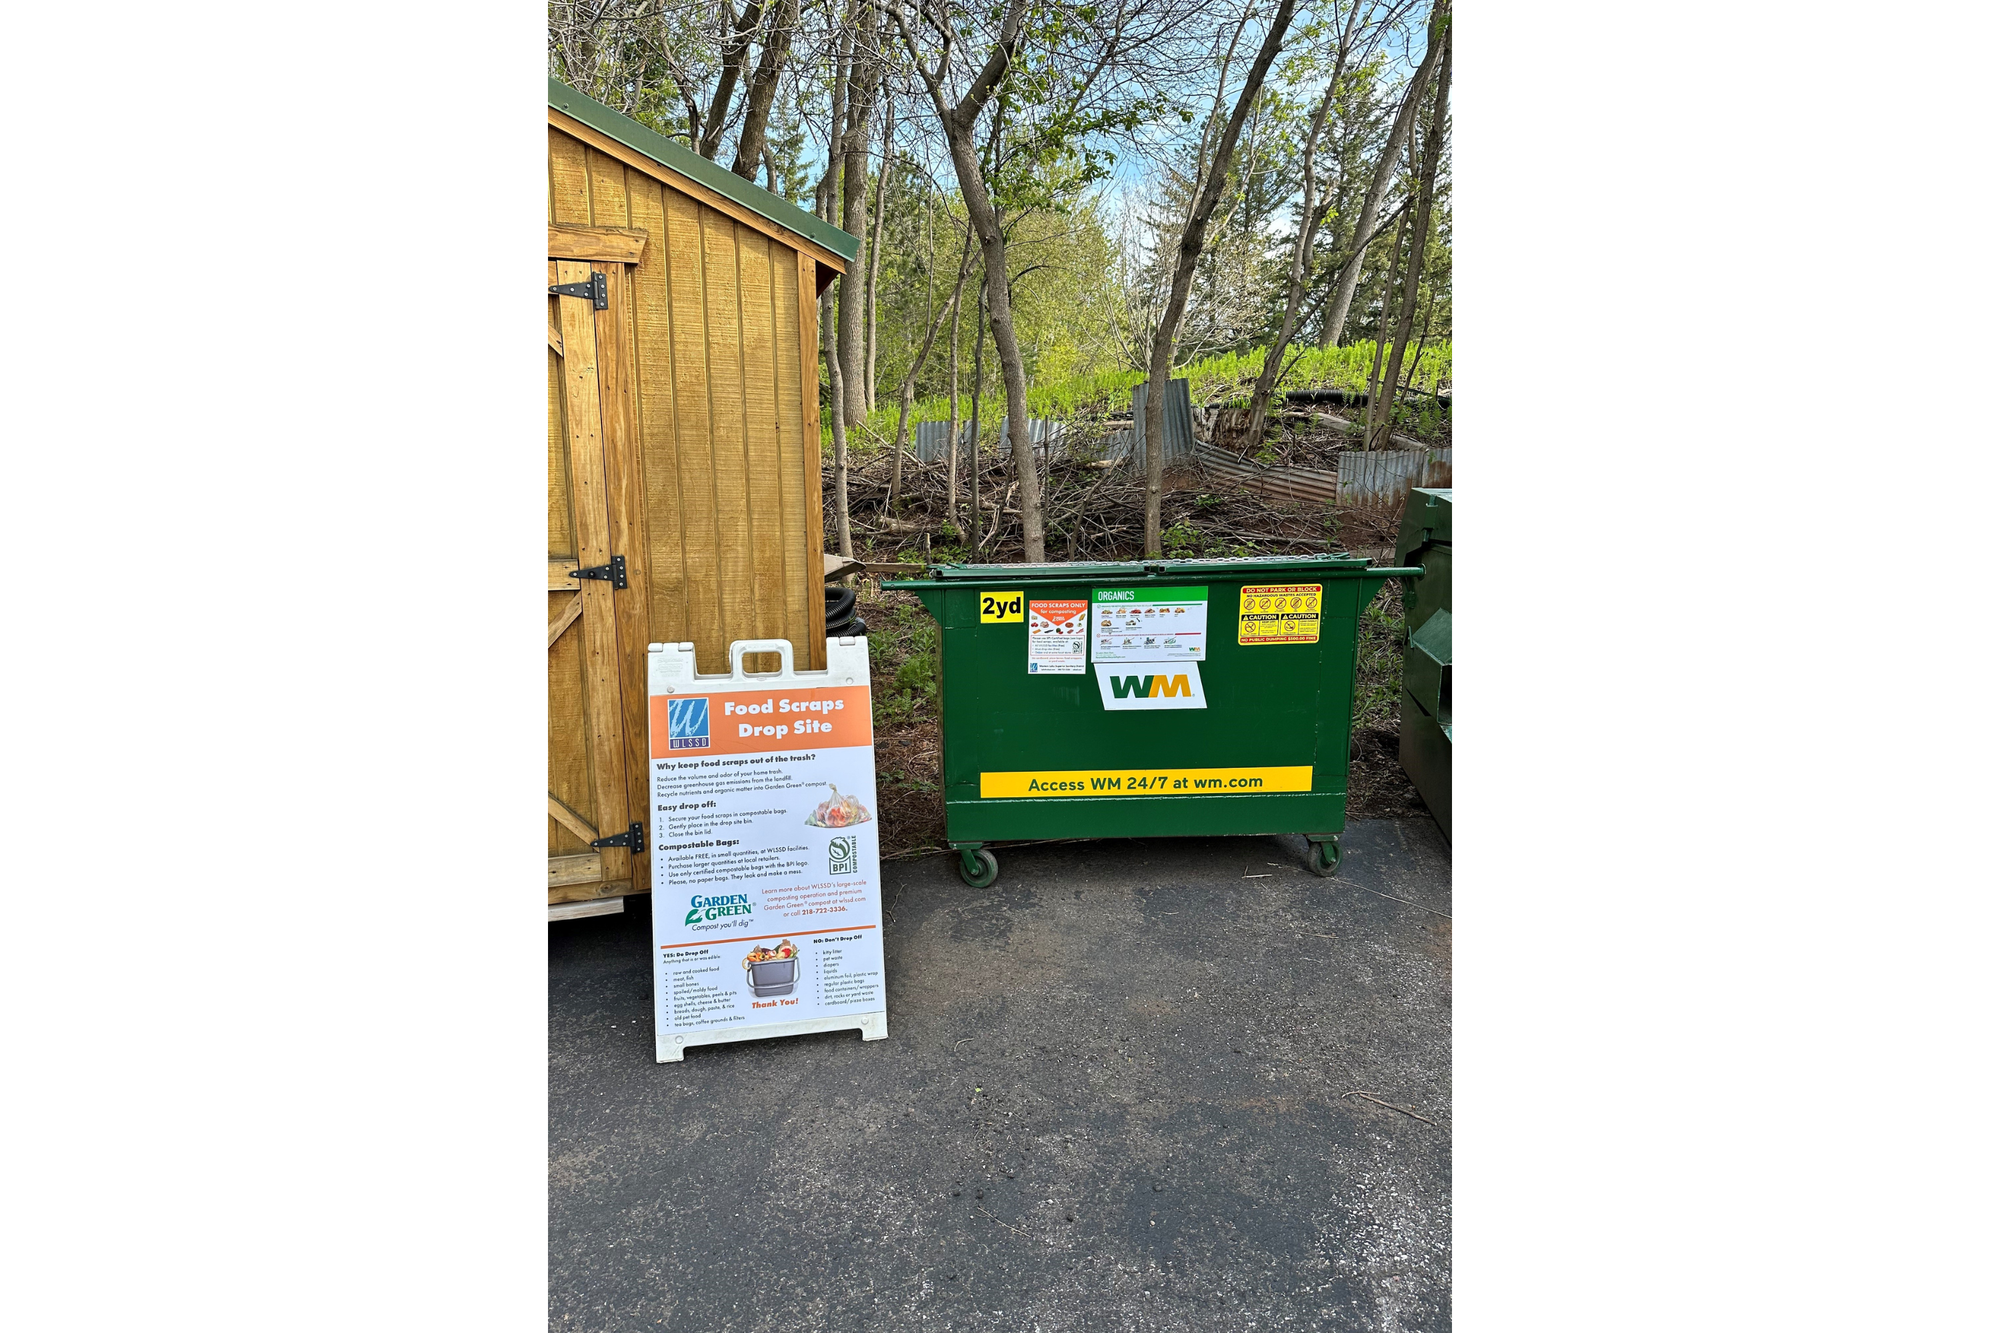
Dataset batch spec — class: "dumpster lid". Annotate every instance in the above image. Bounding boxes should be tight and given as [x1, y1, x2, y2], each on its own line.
[1396, 488, 1452, 564]
[904, 553, 1374, 584]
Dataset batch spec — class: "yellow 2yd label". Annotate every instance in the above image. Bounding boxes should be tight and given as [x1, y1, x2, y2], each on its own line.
[979, 766, 1312, 798]
[979, 590, 1025, 623]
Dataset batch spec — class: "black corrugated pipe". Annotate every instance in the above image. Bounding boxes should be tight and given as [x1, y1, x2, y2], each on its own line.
[1284, 388, 1451, 409]
[824, 585, 867, 637]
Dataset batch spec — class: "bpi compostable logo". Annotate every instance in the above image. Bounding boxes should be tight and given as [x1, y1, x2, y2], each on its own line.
[665, 697, 711, 749]
[829, 836, 858, 875]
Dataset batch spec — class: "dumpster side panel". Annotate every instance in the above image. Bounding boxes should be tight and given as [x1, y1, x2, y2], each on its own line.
[931, 572, 1385, 845]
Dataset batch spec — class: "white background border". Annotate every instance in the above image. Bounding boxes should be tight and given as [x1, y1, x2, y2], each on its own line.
[6, 1, 1996, 1327]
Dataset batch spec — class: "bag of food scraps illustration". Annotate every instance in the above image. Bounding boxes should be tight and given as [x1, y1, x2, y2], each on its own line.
[805, 784, 871, 828]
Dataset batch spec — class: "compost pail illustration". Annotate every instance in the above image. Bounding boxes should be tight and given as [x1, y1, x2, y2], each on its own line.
[743, 940, 800, 998]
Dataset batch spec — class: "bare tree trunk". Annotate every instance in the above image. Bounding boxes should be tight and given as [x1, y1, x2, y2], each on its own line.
[837, 6, 881, 431]
[818, 21, 852, 211]
[1363, 203, 1410, 451]
[1406, 288, 1437, 393]
[1371, 13, 1451, 450]
[731, 0, 797, 179]
[699, 1, 765, 159]
[1143, 0, 1298, 557]
[894, 0, 1047, 560]
[817, 87, 853, 559]
[1319, 3, 1449, 348]
[954, 133, 1042, 561]
[1243, 73, 1341, 449]
[946, 277, 962, 537]
[967, 280, 986, 545]
[864, 94, 894, 416]
[888, 230, 974, 512]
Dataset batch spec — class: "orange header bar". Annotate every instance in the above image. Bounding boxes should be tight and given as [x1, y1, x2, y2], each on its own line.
[651, 685, 873, 758]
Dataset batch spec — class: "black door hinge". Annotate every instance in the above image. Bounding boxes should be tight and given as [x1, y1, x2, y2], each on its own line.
[573, 555, 627, 589]
[549, 272, 607, 309]
[592, 822, 645, 854]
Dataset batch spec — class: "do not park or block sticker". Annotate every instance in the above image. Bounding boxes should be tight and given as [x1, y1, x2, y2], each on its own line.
[1238, 583, 1322, 645]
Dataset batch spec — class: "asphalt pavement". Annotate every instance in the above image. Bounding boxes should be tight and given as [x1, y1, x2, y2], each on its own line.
[550, 820, 1452, 1331]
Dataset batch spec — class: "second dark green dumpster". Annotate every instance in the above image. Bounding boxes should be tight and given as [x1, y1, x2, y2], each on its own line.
[885, 554, 1417, 887]
[1395, 488, 1452, 839]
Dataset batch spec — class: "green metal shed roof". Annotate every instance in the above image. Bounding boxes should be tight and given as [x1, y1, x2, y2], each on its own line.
[548, 78, 860, 265]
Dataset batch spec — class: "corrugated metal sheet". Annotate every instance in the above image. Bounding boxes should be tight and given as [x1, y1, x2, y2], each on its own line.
[912, 419, 965, 463]
[1194, 444, 1453, 508]
[1132, 378, 1196, 463]
[1338, 447, 1453, 505]
[993, 416, 1064, 454]
[1195, 445, 1342, 503]
[919, 416, 1080, 461]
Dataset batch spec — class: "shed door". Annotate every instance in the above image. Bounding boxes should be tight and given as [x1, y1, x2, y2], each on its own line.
[548, 259, 637, 904]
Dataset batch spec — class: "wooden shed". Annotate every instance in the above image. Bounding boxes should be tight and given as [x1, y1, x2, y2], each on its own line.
[547, 79, 858, 908]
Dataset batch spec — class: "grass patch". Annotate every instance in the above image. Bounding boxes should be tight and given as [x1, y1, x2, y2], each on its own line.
[836, 339, 1453, 450]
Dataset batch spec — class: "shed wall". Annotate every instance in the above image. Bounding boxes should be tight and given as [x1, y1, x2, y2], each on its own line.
[548, 125, 825, 679]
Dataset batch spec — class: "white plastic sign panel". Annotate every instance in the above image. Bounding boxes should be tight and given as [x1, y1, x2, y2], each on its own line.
[1091, 586, 1208, 663]
[647, 636, 888, 1063]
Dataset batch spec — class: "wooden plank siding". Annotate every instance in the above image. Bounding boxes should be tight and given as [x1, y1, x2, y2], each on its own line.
[548, 300, 592, 858]
[548, 124, 832, 896]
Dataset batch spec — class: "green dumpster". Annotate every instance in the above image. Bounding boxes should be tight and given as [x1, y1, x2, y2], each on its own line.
[885, 554, 1420, 886]
[1395, 488, 1452, 839]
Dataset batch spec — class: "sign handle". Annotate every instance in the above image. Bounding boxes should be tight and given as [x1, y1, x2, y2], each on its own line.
[728, 638, 797, 678]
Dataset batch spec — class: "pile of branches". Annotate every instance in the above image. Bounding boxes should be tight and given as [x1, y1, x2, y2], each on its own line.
[826, 426, 1384, 565]
[1212, 403, 1453, 472]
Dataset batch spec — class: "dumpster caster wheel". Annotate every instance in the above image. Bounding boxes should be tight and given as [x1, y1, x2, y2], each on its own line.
[1308, 839, 1342, 878]
[957, 848, 999, 888]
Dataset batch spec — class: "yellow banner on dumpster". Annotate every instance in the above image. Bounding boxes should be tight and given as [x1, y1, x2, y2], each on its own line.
[979, 766, 1312, 798]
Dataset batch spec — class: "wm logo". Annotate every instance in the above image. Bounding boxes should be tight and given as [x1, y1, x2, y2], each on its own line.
[1108, 674, 1192, 698]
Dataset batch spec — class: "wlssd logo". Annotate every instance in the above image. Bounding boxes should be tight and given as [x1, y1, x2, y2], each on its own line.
[666, 697, 711, 749]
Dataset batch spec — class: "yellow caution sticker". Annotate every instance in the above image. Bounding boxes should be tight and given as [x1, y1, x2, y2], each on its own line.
[979, 589, 1024, 623]
[1238, 583, 1322, 645]
[980, 766, 1312, 798]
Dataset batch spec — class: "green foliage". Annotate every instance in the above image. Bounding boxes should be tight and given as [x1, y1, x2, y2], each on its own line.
[868, 600, 939, 729]
[841, 338, 1453, 450]
[892, 648, 937, 703]
[1351, 583, 1406, 732]
[1161, 518, 1201, 554]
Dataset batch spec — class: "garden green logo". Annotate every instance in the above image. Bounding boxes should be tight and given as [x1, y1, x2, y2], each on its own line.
[685, 893, 752, 927]
[829, 836, 858, 875]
